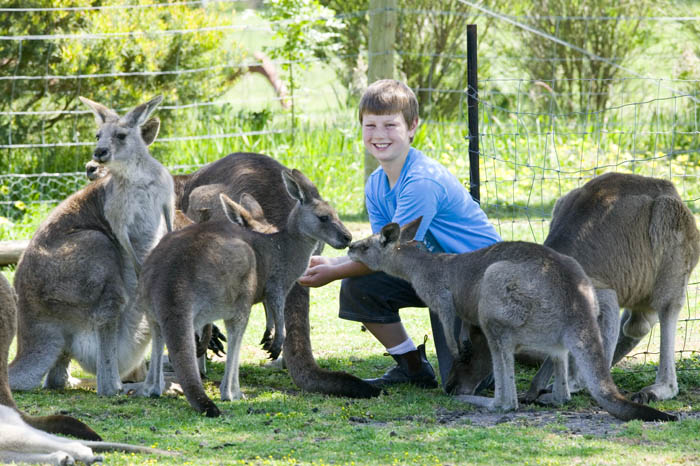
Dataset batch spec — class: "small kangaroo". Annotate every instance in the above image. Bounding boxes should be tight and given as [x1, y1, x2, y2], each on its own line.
[131, 170, 352, 416]
[10, 96, 174, 396]
[1, 273, 177, 464]
[348, 218, 677, 422]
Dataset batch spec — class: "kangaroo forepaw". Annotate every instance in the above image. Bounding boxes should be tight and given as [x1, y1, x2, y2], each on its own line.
[209, 324, 227, 357]
[203, 402, 221, 418]
[260, 329, 273, 347]
[267, 344, 282, 361]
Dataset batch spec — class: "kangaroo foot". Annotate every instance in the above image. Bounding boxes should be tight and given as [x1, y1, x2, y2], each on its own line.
[454, 395, 499, 411]
[631, 382, 677, 404]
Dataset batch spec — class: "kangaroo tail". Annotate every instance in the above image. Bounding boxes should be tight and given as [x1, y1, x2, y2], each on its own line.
[22, 413, 103, 441]
[571, 336, 676, 422]
[84, 441, 179, 456]
[283, 284, 381, 398]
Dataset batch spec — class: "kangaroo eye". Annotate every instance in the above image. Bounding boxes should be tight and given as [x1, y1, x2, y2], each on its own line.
[318, 215, 329, 223]
[95, 133, 100, 140]
[116, 133, 127, 141]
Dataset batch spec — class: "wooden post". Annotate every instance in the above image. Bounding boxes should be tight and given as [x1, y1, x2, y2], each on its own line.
[0, 239, 29, 266]
[365, 0, 397, 182]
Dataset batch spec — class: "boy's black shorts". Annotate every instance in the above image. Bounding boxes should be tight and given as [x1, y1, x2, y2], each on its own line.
[339, 271, 426, 323]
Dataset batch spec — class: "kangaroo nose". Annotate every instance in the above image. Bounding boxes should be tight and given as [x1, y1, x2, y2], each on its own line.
[93, 147, 109, 162]
[86, 164, 98, 178]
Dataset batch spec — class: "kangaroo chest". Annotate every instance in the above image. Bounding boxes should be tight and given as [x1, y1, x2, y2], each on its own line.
[104, 181, 168, 260]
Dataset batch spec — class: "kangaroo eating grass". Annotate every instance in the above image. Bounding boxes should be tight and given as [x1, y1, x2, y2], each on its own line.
[176, 152, 381, 398]
[10, 96, 175, 396]
[1, 273, 178, 464]
[348, 218, 677, 422]
[130, 170, 352, 416]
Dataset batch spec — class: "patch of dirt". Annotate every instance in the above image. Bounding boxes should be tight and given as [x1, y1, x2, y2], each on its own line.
[433, 406, 700, 437]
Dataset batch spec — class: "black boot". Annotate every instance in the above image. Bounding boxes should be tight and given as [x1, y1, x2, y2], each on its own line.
[364, 344, 438, 389]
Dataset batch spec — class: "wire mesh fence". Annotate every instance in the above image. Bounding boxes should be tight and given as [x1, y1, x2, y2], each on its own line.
[1, 1, 700, 365]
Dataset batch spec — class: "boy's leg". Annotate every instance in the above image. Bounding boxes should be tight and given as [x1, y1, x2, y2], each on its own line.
[339, 272, 438, 389]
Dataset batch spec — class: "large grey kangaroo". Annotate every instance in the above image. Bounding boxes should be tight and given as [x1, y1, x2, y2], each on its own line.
[1, 273, 177, 464]
[348, 219, 677, 422]
[176, 152, 381, 398]
[10, 96, 175, 396]
[131, 170, 352, 416]
[526, 173, 700, 403]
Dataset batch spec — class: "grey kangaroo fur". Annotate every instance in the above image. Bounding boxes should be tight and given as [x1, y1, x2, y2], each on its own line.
[449, 173, 700, 403]
[527, 173, 700, 403]
[10, 96, 175, 397]
[1, 273, 177, 464]
[131, 170, 352, 416]
[348, 218, 677, 422]
[176, 152, 381, 398]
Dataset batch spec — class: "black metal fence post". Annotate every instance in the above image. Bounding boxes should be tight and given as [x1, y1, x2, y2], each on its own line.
[466, 24, 480, 203]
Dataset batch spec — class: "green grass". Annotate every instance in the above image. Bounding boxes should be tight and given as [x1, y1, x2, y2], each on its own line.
[4, 224, 700, 465]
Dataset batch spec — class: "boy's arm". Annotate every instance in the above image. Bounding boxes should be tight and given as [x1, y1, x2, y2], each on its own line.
[298, 255, 373, 288]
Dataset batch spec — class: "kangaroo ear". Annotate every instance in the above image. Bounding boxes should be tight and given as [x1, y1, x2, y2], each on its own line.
[220, 193, 248, 227]
[197, 207, 211, 223]
[380, 223, 400, 247]
[399, 216, 423, 244]
[239, 193, 265, 221]
[79, 96, 119, 125]
[123, 95, 163, 128]
[281, 170, 306, 204]
[140, 117, 161, 146]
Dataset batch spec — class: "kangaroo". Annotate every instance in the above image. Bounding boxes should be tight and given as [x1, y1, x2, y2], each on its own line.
[348, 218, 677, 422]
[130, 170, 352, 416]
[522, 172, 700, 404]
[176, 152, 381, 398]
[1, 271, 178, 464]
[10, 96, 174, 396]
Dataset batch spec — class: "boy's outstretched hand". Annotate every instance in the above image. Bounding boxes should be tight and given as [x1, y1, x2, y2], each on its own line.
[299, 255, 372, 287]
[299, 255, 339, 287]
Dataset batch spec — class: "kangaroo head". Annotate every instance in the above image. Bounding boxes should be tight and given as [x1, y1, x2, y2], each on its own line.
[281, 169, 352, 249]
[83, 117, 161, 181]
[348, 216, 423, 269]
[79, 96, 163, 172]
[219, 193, 278, 234]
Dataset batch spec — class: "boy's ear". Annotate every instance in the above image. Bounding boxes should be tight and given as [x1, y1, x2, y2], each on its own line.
[399, 216, 422, 244]
[380, 223, 400, 247]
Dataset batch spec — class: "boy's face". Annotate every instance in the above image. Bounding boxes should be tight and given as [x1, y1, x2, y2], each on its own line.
[361, 113, 417, 166]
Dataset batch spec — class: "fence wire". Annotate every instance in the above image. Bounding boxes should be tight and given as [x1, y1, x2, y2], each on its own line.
[1, 4, 700, 368]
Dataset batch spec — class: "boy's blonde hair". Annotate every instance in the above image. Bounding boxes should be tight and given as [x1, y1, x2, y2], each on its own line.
[358, 79, 419, 126]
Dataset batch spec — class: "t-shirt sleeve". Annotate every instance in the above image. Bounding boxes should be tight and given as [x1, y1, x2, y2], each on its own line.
[392, 178, 444, 241]
[365, 181, 391, 234]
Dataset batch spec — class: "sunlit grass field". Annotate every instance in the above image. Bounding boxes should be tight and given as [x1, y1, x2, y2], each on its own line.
[3, 221, 700, 465]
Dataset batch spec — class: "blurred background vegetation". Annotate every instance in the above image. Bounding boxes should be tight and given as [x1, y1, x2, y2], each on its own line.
[2, 0, 700, 228]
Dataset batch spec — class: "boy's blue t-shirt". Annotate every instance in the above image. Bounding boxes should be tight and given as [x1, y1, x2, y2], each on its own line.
[365, 147, 501, 254]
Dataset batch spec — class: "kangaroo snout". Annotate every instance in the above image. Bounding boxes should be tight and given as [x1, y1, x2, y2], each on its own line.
[92, 147, 110, 163]
[338, 230, 352, 248]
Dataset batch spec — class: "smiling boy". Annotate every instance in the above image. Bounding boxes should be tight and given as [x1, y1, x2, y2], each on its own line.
[299, 79, 501, 389]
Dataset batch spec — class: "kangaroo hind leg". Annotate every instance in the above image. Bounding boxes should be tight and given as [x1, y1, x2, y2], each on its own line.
[10, 324, 65, 391]
[220, 302, 252, 402]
